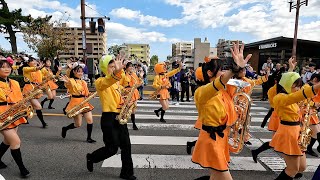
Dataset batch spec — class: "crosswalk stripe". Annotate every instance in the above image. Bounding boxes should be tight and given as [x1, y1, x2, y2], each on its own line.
[252, 138, 320, 149]
[130, 136, 197, 145]
[136, 114, 198, 120]
[128, 123, 269, 132]
[102, 155, 267, 171]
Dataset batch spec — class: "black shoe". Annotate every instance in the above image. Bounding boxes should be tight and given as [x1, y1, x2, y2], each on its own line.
[186, 100, 190, 102]
[306, 149, 319, 157]
[160, 119, 166, 123]
[0, 161, 7, 169]
[154, 110, 159, 117]
[20, 168, 30, 178]
[61, 127, 67, 138]
[181, 100, 185, 102]
[48, 106, 55, 109]
[86, 153, 93, 172]
[317, 145, 320, 153]
[194, 176, 210, 180]
[120, 174, 137, 180]
[133, 125, 138, 130]
[294, 173, 303, 179]
[251, 150, 258, 163]
[245, 141, 252, 145]
[42, 123, 48, 128]
[86, 138, 96, 143]
[186, 142, 193, 155]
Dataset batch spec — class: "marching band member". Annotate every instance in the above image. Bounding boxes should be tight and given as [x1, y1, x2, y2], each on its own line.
[302, 73, 320, 157]
[192, 42, 251, 180]
[0, 59, 30, 177]
[22, 58, 47, 128]
[186, 65, 206, 155]
[86, 55, 137, 180]
[269, 69, 320, 179]
[153, 61, 182, 123]
[251, 58, 296, 163]
[40, 58, 60, 109]
[60, 62, 96, 143]
[119, 62, 143, 130]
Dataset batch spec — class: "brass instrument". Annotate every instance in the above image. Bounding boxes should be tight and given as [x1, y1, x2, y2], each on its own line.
[117, 77, 139, 125]
[227, 79, 252, 154]
[0, 89, 43, 131]
[298, 99, 313, 151]
[149, 89, 161, 100]
[66, 92, 97, 118]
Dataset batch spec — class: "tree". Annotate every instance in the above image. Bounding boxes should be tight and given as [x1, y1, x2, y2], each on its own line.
[20, 17, 76, 59]
[0, 0, 31, 53]
[150, 55, 159, 66]
[108, 45, 122, 56]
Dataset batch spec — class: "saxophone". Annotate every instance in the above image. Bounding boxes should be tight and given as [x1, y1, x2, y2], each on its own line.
[66, 92, 97, 118]
[298, 99, 313, 151]
[117, 76, 140, 125]
[0, 89, 43, 131]
[227, 79, 252, 154]
[149, 75, 171, 100]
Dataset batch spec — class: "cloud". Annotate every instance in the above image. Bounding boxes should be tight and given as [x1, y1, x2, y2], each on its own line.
[106, 22, 182, 43]
[110, 7, 186, 27]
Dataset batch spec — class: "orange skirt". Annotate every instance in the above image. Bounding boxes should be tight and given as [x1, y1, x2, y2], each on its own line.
[194, 118, 202, 130]
[268, 111, 280, 132]
[65, 97, 94, 115]
[192, 128, 230, 171]
[159, 89, 170, 100]
[0, 106, 27, 130]
[270, 123, 303, 156]
[125, 88, 140, 102]
[310, 115, 320, 125]
[23, 84, 43, 99]
[47, 80, 59, 91]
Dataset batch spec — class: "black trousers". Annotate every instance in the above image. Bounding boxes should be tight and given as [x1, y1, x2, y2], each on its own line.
[190, 85, 196, 97]
[90, 112, 133, 177]
[181, 82, 190, 101]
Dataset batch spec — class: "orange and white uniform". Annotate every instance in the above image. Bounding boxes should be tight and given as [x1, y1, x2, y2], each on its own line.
[270, 85, 317, 155]
[120, 72, 142, 102]
[23, 67, 43, 99]
[267, 85, 281, 132]
[192, 76, 237, 171]
[0, 78, 27, 129]
[41, 67, 58, 91]
[301, 83, 320, 125]
[64, 78, 94, 114]
[153, 68, 181, 100]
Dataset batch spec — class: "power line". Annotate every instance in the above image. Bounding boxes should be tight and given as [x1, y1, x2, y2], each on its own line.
[84, 4, 106, 17]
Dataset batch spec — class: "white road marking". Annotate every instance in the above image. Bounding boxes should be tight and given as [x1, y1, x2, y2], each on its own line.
[102, 155, 266, 171]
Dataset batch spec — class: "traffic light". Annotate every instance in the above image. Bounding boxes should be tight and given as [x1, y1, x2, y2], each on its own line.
[89, 20, 96, 34]
[97, 18, 105, 33]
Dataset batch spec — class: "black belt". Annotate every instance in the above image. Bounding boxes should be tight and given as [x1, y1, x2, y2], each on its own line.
[25, 82, 38, 84]
[202, 124, 227, 141]
[270, 108, 274, 111]
[0, 102, 15, 106]
[280, 120, 300, 126]
[72, 95, 85, 98]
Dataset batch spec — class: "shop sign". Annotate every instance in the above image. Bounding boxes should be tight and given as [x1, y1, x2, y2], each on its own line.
[259, 43, 277, 49]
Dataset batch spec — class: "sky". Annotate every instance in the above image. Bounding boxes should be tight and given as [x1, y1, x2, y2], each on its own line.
[0, 0, 319, 61]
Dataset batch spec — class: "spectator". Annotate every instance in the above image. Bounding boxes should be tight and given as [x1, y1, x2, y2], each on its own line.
[53, 55, 60, 75]
[305, 62, 317, 83]
[142, 61, 148, 85]
[260, 57, 273, 101]
[180, 66, 190, 102]
[136, 64, 144, 100]
[245, 64, 258, 79]
[170, 62, 181, 105]
[189, 69, 196, 98]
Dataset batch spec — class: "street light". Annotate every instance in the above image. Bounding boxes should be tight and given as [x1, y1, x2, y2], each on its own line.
[288, 0, 308, 59]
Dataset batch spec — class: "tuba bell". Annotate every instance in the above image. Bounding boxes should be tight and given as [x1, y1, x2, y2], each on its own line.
[227, 79, 252, 154]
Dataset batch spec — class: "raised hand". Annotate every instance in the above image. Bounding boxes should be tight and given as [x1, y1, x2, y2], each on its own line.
[230, 41, 252, 68]
[288, 57, 297, 72]
[177, 60, 183, 69]
[114, 54, 125, 75]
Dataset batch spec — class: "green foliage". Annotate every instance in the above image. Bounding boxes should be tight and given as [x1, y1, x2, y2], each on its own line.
[108, 45, 122, 56]
[150, 55, 159, 66]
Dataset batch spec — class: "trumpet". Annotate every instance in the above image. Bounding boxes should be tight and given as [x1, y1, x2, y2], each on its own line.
[59, 93, 70, 99]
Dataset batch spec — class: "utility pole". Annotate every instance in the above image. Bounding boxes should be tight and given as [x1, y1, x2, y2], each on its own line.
[288, 0, 308, 59]
[80, 0, 87, 63]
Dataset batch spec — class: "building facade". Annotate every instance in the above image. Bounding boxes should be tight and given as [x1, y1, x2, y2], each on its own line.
[194, 37, 210, 68]
[121, 44, 150, 65]
[57, 24, 107, 61]
[171, 42, 194, 69]
[244, 36, 320, 73]
[217, 39, 243, 59]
